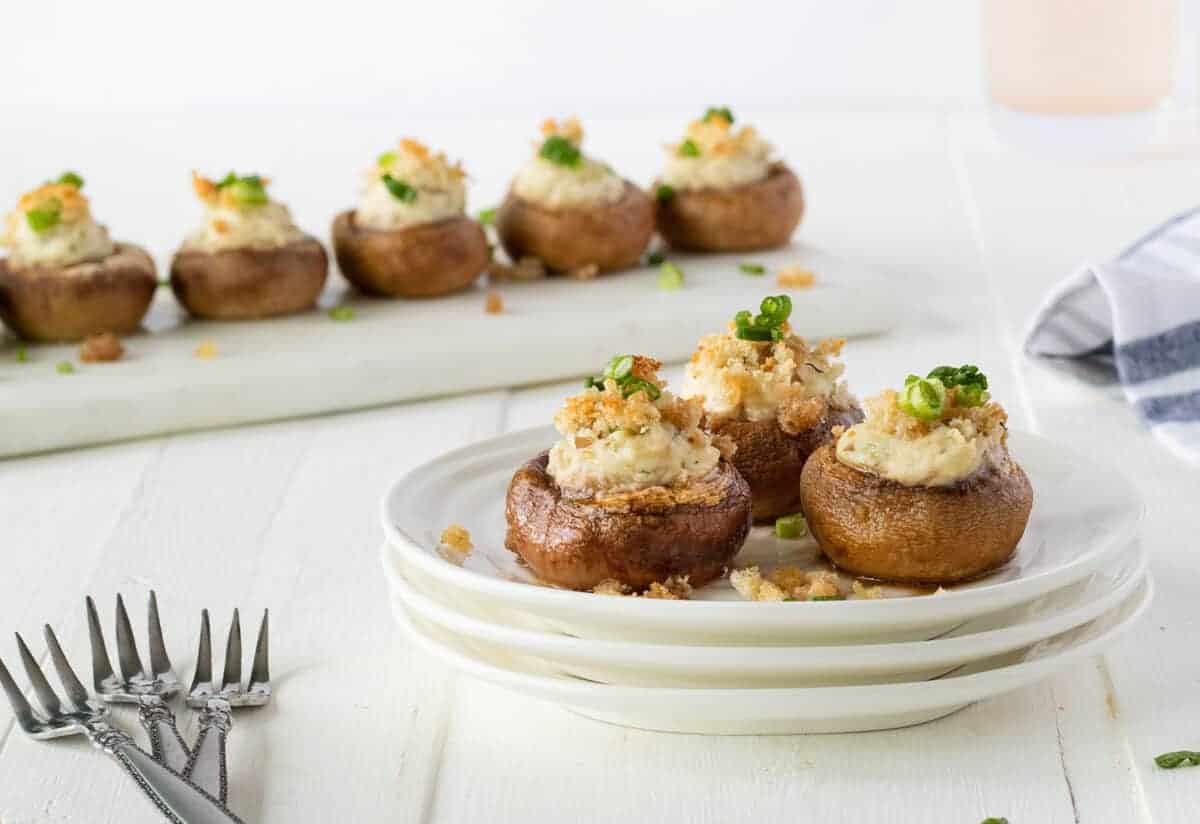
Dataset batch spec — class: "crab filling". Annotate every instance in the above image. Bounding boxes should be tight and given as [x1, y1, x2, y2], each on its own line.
[2, 176, 114, 268]
[357, 138, 467, 230]
[184, 172, 304, 253]
[511, 118, 625, 210]
[660, 108, 773, 192]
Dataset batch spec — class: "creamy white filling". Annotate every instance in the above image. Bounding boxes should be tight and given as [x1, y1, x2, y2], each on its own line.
[835, 418, 1003, 487]
[548, 421, 720, 494]
[660, 154, 770, 192]
[512, 157, 625, 209]
[356, 178, 465, 231]
[184, 202, 304, 253]
[5, 216, 113, 268]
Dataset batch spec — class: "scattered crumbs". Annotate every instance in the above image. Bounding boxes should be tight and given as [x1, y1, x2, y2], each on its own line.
[644, 575, 693, 600]
[592, 579, 630, 596]
[15, 345, 28, 363]
[766, 566, 808, 599]
[730, 566, 787, 602]
[777, 264, 816, 289]
[567, 263, 600, 281]
[55, 360, 75, 375]
[852, 579, 884, 600]
[806, 570, 842, 600]
[328, 306, 356, 321]
[80, 332, 124, 363]
[489, 255, 546, 283]
[932, 586, 949, 596]
[484, 292, 504, 315]
[194, 340, 219, 359]
[437, 524, 473, 566]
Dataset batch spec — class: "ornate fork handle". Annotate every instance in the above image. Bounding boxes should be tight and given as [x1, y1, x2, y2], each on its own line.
[184, 698, 234, 804]
[138, 695, 192, 774]
[88, 722, 243, 824]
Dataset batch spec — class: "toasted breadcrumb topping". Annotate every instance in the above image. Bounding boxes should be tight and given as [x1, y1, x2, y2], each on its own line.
[857, 388, 1008, 440]
[440, 524, 473, 552]
[358, 138, 467, 230]
[186, 172, 303, 252]
[730, 566, 849, 602]
[777, 265, 816, 289]
[513, 117, 624, 209]
[2, 181, 114, 268]
[660, 113, 773, 191]
[540, 117, 585, 146]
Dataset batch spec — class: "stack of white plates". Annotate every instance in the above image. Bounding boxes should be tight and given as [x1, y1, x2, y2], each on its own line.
[381, 426, 1151, 734]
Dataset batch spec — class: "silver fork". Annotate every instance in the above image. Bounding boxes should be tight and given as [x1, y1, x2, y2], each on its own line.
[184, 608, 271, 805]
[87, 592, 191, 773]
[0, 626, 242, 824]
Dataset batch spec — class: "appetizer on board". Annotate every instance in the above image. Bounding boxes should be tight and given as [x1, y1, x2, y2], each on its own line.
[800, 366, 1033, 584]
[682, 295, 862, 522]
[495, 118, 654, 275]
[171, 172, 328, 319]
[505, 355, 752, 591]
[654, 107, 804, 252]
[333, 139, 489, 297]
[0, 173, 155, 342]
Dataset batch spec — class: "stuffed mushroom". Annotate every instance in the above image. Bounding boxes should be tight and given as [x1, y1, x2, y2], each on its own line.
[0, 173, 155, 342]
[654, 107, 804, 252]
[799, 366, 1033, 585]
[495, 118, 654, 275]
[505, 355, 752, 591]
[333, 139, 488, 298]
[170, 172, 327, 319]
[682, 295, 862, 522]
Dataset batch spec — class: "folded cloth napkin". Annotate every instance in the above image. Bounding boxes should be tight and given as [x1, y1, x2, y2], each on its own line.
[1025, 207, 1200, 464]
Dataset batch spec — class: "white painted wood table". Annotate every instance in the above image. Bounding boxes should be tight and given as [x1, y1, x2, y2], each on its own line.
[1, 111, 1198, 823]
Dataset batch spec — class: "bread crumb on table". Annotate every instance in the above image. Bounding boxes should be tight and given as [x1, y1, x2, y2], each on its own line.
[80, 332, 124, 363]
[484, 292, 503, 314]
[194, 340, 219, 359]
[777, 265, 816, 289]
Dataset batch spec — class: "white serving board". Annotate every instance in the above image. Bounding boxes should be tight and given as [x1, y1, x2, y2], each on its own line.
[0, 243, 896, 457]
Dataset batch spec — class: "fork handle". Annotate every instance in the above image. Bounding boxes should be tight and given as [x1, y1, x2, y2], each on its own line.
[89, 723, 244, 824]
[138, 695, 192, 774]
[184, 698, 233, 804]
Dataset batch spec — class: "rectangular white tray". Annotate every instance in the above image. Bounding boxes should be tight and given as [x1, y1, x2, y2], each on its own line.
[0, 243, 896, 457]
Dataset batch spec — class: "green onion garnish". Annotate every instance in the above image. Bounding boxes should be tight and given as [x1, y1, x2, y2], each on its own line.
[981, 819, 1009, 824]
[56, 171, 84, 188]
[56, 361, 75, 375]
[647, 252, 666, 266]
[538, 136, 582, 168]
[733, 295, 792, 342]
[656, 184, 675, 202]
[678, 139, 701, 158]
[775, 513, 807, 539]
[739, 263, 765, 275]
[621, 377, 661, 400]
[477, 207, 497, 225]
[25, 201, 62, 233]
[658, 262, 684, 291]
[381, 174, 417, 203]
[15, 346, 28, 363]
[899, 375, 947, 421]
[1155, 751, 1200, 769]
[584, 355, 661, 400]
[703, 106, 734, 124]
[328, 306, 356, 321]
[927, 364, 990, 407]
[377, 151, 397, 168]
[214, 173, 269, 207]
[607, 355, 634, 380]
[811, 595, 845, 601]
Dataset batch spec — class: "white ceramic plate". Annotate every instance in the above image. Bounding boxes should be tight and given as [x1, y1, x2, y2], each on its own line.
[384, 542, 1145, 687]
[393, 575, 1152, 734]
[381, 426, 1144, 643]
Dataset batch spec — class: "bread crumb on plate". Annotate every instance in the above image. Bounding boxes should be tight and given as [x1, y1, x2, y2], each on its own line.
[194, 340, 219, 359]
[80, 332, 124, 363]
[777, 265, 815, 289]
[484, 292, 503, 314]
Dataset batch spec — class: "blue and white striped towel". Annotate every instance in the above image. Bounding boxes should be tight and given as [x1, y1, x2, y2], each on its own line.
[1024, 207, 1200, 464]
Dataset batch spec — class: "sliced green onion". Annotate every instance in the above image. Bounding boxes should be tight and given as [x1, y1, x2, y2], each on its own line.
[658, 262, 684, 291]
[538, 136, 582, 167]
[898, 376, 946, 421]
[775, 513, 807, 539]
[656, 184, 675, 202]
[15, 346, 28, 363]
[703, 106, 734, 124]
[927, 364, 989, 407]
[739, 262, 765, 275]
[477, 207, 497, 226]
[1155, 751, 1200, 769]
[328, 306, 356, 321]
[621, 377, 661, 400]
[56, 171, 84, 188]
[647, 251, 666, 266]
[981, 819, 1010, 824]
[381, 174, 418, 203]
[678, 139, 701, 158]
[759, 294, 792, 324]
[25, 203, 62, 233]
[56, 361, 75, 374]
[811, 595, 845, 601]
[605, 355, 634, 380]
[377, 151, 397, 168]
[228, 179, 268, 207]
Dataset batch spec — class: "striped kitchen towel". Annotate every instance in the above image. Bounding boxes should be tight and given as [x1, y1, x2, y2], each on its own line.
[1025, 207, 1200, 464]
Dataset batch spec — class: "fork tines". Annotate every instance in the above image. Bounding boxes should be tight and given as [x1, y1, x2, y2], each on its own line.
[188, 608, 270, 708]
[0, 626, 103, 738]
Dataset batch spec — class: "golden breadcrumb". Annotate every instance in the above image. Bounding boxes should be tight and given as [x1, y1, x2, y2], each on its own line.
[766, 566, 809, 599]
[674, 116, 764, 159]
[14, 182, 91, 225]
[192, 171, 274, 210]
[852, 579, 884, 599]
[540, 117, 584, 145]
[194, 340, 219, 359]
[644, 576, 693, 600]
[592, 579, 630, 596]
[777, 265, 816, 289]
[567, 263, 599, 281]
[855, 388, 1008, 442]
[440, 524, 473, 552]
[489, 255, 547, 283]
[806, 571, 842, 600]
[555, 357, 702, 438]
[730, 566, 788, 602]
[79, 332, 123, 363]
[484, 292, 503, 314]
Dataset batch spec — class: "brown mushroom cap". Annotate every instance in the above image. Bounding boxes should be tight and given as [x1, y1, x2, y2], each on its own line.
[713, 405, 863, 522]
[799, 444, 1034, 585]
[331, 212, 488, 298]
[495, 181, 654, 274]
[0, 243, 157, 342]
[505, 452, 752, 591]
[170, 235, 328, 320]
[656, 162, 804, 252]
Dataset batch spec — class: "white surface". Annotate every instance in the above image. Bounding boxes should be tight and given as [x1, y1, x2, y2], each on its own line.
[382, 427, 1141, 643]
[1, 110, 1200, 822]
[0, 246, 896, 458]
[391, 576, 1152, 735]
[386, 544, 1145, 687]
